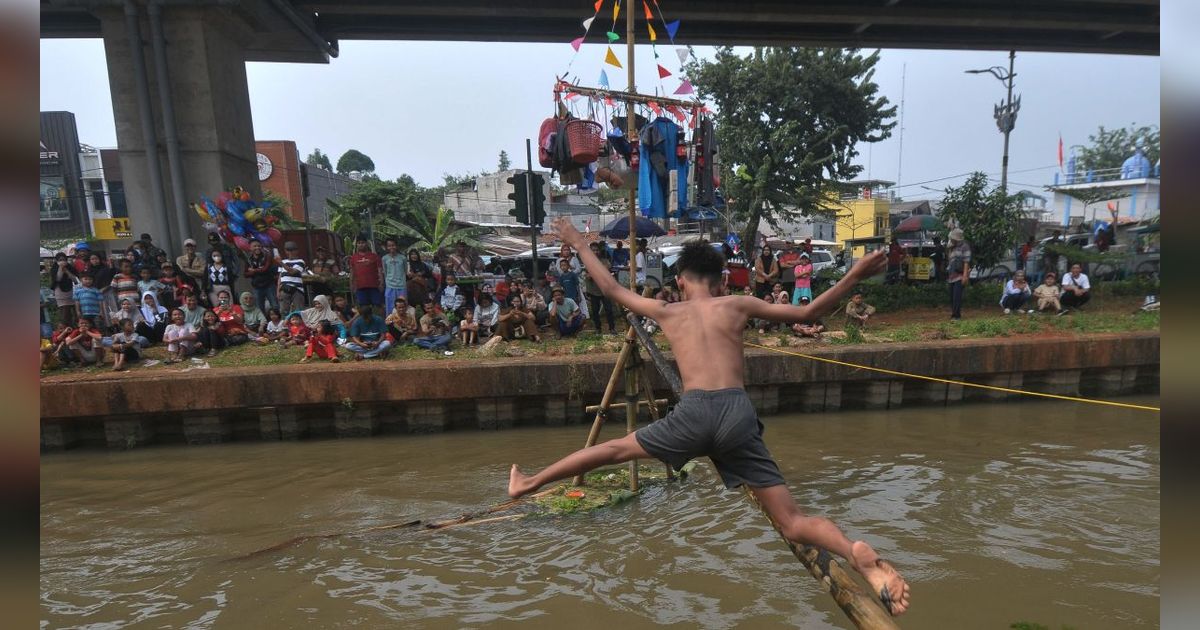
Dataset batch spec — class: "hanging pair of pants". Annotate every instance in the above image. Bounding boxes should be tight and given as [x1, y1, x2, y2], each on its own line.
[586, 292, 616, 332]
[949, 280, 965, 319]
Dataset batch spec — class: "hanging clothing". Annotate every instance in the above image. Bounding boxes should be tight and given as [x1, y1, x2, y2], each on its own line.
[638, 117, 688, 218]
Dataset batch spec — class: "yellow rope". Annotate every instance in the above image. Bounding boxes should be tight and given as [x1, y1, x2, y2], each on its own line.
[743, 342, 1160, 413]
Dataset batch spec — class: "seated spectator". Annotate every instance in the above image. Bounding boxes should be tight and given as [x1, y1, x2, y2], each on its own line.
[475, 293, 499, 338]
[302, 295, 344, 338]
[196, 309, 226, 357]
[46, 322, 73, 367]
[139, 291, 169, 343]
[753, 293, 780, 334]
[791, 296, 826, 338]
[770, 282, 790, 306]
[110, 318, 143, 371]
[262, 308, 287, 343]
[1059, 263, 1091, 315]
[438, 272, 467, 319]
[301, 321, 340, 363]
[549, 285, 584, 338]
[414, 302, 454, 352]
[107, 297, 146, 340]
[213, 289, 250, 346]
[137, 266, 166, 298]
[239, 292, 267, 340]
[495, 294, 540, 342]
[73, 273, 103, 326]
[162, 308, 198, 363]
[179, 293, 205, 332]
[282, 313, 310, 347]
[1000, 271, 1033, 314]
[40, 336, 61, 372]
[845, 292, 876, 328]
[459, 308, 480, 346]
[385, 296, 419, 342]
[332, 294, 356, 335]
[346, 305, 391, 360]
[1033, 272, 1061, 313]
[64, 317, 105, 366]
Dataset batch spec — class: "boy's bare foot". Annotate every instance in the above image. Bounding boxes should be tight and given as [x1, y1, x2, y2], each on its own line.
[507, 464, 537, 499]
[850, 540, 910, 616]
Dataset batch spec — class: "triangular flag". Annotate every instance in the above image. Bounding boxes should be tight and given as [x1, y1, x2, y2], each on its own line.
[570, 37, 584, 52]
[594, 0, 603, 11]
[647, 101, 662, 115]
[599, 69, 610, 88]
[604, 96, 615, 106]
[612, 1, 619, 22]
[673, 80, 694, 95]
[606, 31, 620, 43]
[648, 23, 657, 42]
[654, 47, 660, 58]
[564, 92, 581, 101]
[643, 1, 653, 20]
[657, 64, 672, 78]
[604, 46, 623, 68]
[676, 47, 689, 64]
[665, 20, 680, 41]
[583, 17, 595, 31]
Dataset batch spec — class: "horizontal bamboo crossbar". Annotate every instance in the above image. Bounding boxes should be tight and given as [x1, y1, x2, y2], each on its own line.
[555, 81, 704, 111]
[584, 398, 669, 414]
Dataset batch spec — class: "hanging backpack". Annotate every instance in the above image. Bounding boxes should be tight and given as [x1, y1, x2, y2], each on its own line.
[537, 117, 558, 168]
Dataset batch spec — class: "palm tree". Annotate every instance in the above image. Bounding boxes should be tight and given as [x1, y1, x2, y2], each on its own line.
[377, 206, 492, 254]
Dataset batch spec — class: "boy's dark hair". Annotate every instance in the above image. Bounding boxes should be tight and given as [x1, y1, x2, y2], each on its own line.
[118, 317, 133, 327]
[319, 321, 336, 335]
[385, 237, 398, 246]
[268, 308, 281, 318]
[80, 272, 94, 281]
[676, 241, 725, 286]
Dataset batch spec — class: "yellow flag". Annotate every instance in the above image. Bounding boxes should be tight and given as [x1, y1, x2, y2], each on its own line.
[612, 0, 619, 23]
[648, 23, 657, 42]
[605, 46, 623, 68]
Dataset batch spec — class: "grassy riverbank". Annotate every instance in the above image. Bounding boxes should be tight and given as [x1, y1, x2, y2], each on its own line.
[42, 296, 1158, 377]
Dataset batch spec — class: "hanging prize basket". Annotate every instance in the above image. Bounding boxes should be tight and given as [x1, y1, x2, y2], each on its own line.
[565, 119, 605, 165]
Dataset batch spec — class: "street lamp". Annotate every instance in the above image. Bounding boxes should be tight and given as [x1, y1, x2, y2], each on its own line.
[966, 50, 1019, 193]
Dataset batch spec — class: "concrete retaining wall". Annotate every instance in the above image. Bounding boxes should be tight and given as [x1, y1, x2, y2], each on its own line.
[40, 332, 1159, 451]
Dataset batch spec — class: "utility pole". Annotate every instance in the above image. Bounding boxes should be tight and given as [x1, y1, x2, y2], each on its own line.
[525, 138, 539, 283]
[966, 50, 1019, 193]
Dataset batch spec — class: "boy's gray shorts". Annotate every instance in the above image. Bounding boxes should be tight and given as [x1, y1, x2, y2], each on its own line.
[635, 388, 785, 489]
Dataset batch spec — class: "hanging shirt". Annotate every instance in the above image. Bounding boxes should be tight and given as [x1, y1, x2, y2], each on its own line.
[638, 117, 689, 218]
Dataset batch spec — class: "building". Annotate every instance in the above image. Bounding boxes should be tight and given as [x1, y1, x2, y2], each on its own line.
[1046, 150, 1160, 227]
[40, 112, 89, 242]
[828, 179, 895, 257]
[443, 169, 554, 229]
[255, 140, 356, 229]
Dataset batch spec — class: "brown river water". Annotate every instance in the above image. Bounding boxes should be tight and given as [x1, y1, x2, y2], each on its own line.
[41, 398, 1159, 629]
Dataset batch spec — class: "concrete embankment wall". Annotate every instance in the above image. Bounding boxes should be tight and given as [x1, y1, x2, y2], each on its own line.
[41, 332, 1159, 451]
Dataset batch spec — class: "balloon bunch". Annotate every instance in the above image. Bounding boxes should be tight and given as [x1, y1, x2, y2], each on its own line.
[191, 186, 284, 251]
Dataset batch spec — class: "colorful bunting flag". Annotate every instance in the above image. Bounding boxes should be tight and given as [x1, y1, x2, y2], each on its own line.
[673, 80, 694, 95]
[565, 92, 581, 101]
[595, 0, 603, 12]
[604, 46, 623, 68]
[657, 64, 672, 78]
[606, 31, 620, 43]
[647, 101, 662, 115]
[676, 47, 689, 65]
[571, 37, 584, 52]
[648, 23, 657, 42]
[665, 20, 680, 42]
[605, 96, 615, 106]
[643, 1, 653, 20]
[612, 0, 619, 23]
[583, 17, 595, 31]
[599, 69, 610, 88]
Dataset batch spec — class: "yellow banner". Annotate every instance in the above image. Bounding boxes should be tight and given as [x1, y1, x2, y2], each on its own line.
[909, 256, 933, 280]
[93, 217, 134, 240]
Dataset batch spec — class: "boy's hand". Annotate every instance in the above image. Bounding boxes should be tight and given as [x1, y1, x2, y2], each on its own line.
[551, 217, 583, 248]
[849, 251, 887, 280]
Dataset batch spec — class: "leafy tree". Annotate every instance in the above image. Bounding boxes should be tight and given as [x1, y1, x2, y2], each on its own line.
[336, 149, 376, 176]
[1073, 124, 1159, 173]
[381, 206, 493, 254]
[305, 148, 333, 171]
[937, 172, 1024, 271]
[687, 47, 895, 249]
[498, 150, 512, 171]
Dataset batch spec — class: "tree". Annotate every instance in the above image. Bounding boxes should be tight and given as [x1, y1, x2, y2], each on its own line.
[1073, 124, 1159, 173]
[687, 47, 895, 249]
[378, 206, 493, 254]
[305, 148, 333, 171]
[938, 172, 1025, 271]
[498, 150, 511, 171]
[336, 149, 376, 176]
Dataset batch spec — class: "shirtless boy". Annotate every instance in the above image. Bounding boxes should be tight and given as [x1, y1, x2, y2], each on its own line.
[509, 217, 910, 616]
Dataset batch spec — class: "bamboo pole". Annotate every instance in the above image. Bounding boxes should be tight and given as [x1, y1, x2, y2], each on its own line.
[555, 81, 701, 111]
[742, 488, 900, 630]
[572, 327, 637, 485]
[624, 0, 640, 494]
[585, 398, 668, 414]
[626, 312, 683, 395]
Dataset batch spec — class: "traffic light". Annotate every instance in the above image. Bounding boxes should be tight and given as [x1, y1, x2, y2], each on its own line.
[507, 172, 529, 224]
[529, 172, 547, 228]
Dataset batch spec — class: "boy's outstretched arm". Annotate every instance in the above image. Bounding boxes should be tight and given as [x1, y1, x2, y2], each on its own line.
[550, 217, 664, 318]
[743, 251, 887, 324]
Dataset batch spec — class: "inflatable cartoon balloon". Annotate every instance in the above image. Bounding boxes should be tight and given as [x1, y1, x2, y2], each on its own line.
[233, 236, 252, 251]
[266, 227, 283, 246]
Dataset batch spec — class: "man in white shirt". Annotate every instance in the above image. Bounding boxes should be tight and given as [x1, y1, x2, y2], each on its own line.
[1058, 263, 1091, 315]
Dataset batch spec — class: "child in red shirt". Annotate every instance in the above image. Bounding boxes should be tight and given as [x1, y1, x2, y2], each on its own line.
[301, 321, 339, 363]
[281, 313, 310, 347]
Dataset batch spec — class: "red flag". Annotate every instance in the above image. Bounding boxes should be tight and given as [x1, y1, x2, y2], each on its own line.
[657, 64, 672, 78]
[1057, 134, 1064, 170]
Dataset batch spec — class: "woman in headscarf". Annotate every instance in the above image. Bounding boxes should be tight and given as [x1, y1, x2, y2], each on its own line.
[50, 252, 79, 326]
[239, 291, 268, 340]
[108, 296, 145, 333]
[138, 291, 169, 343]
[406, 249, 434, 307]
[301, 295, 344, 337]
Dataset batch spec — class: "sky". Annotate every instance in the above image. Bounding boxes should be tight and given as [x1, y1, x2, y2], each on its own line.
[40, 38, 1160, 201]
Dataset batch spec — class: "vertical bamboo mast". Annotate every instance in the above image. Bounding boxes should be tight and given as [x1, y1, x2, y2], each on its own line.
[624, 0, 640, 492]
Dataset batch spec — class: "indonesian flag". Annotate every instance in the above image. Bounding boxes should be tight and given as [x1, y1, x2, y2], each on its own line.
[584, 218, 591, 233]
[1057, 133, 1064, 171]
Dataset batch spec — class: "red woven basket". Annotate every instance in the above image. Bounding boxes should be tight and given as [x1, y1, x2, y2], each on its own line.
[565, 119, 604, 165]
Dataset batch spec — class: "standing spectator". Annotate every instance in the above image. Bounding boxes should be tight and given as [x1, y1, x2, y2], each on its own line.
[180, 293, 205, 331]
[414, 302, 454, 352]
[162, 308, 198, 363]
[385, 296, 419, 342]
[311, 244, 340, 275]
[244, 239, 280, 313]
[278, 241, 308, 315]
[447, 240, 484, 277]
[583, 241, 617, 334]
[611, 240, 629, 270]
[176, 238, 206, 285]
[73, 273, 103, 326]
[307, 256, 335, 303]
[886, 238, 907, 284]
[549, 286, 584, 338]
[777, 241, 802, 293]
[1059, 263, 1091, 315]
[634, 238, 649, 287]
[109, 318, 143, 371]
[301, 321, 340, 363]
[1033, 273, 1061, 313]
[946, 228, 972, 321]
[195, 309, 225, 357]
[845, 292, 876, 328]
[349, 235, 383, 309]
[345, 304, 391, 357]
[1000, 271, 1032, 314]
[802, 238, 814, 255]
[929, 236, 945, 282]
[51, 253, 79, 325]
[791, 253, 814, 305]
[1018, 236, 1035, 272]
[156, 261, 187, 309]
[406, 249, 435, 307]
[557, 243, 582, 273]
[125, 240, 149, 273]
[138, 292, 169, 343]
[381, 237, 408, 308]
[86, 253, 117, 320]
[205, 232, 243, 281]
[64, 317, 105, 366]
[753, 244, 779, 298]
[475, 293, 500, 338]
[71, 243, 91, 275]
[496, 294, 540, 342]
[203, 249, 235, 308]
[139, 233, 166, 263]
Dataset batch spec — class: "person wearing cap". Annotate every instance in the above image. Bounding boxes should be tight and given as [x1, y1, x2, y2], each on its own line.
[791, 252, 814, 305]
[548, 284, 583, 338]
[278, 241, 308, 316]
[946, 227, 972, 320]
[72, 242, 91, 275]
[176, 238, 206, 284]
[244, 239, 280, 313]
